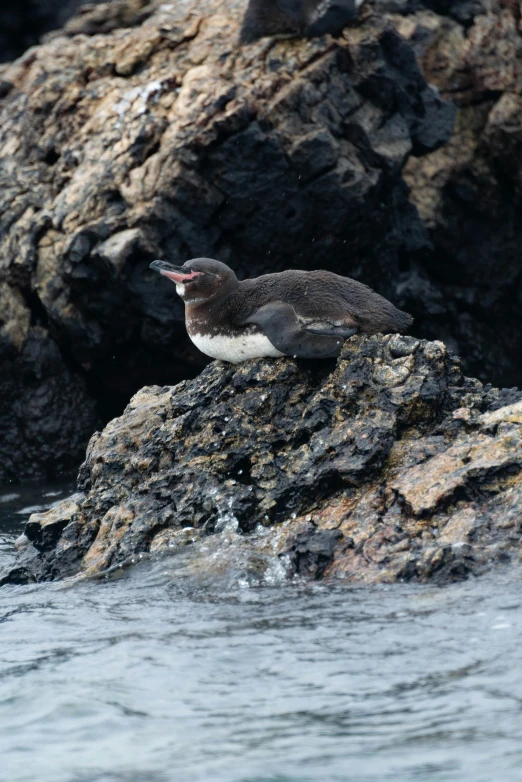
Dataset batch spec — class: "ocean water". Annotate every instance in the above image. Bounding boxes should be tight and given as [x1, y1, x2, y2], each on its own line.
[1, 485, 522, 782]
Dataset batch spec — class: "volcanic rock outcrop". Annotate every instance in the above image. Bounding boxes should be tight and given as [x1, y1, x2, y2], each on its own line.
[2, 0, 522, 485]
[0, 0, 457, 481]
[3, 335, 521, 586]
[394, 0, 522, 386]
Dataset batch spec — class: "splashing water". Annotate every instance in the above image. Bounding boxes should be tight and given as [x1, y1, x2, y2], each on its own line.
[2, 487, 522, 782]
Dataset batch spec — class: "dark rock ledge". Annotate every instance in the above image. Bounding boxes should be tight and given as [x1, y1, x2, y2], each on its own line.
[3, 335, 521, 586]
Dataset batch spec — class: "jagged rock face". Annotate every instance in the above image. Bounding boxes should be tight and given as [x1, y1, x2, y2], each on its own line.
[0, 285, 99, 483]
[394, 0, 522, 387]
[0, 0, 455, 480]
[3, 335, 521, 586]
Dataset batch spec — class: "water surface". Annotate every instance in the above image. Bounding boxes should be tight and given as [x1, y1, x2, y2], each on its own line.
[1, 486, 521, 782]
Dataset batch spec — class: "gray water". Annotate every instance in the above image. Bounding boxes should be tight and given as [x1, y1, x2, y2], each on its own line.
[1, 485, 522, 782]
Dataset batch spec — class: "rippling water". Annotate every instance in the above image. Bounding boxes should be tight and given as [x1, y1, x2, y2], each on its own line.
[1, 485, 522, 782]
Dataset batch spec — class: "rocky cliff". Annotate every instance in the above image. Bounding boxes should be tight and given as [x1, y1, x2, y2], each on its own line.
[1, 0, 521, 486]
[3, 335, 521, 586]
[0, 0, 455, 481]
[396, 0, 522, 385]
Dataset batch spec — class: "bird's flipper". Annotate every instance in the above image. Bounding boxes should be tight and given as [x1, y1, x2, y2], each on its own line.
[245, 301, 344, 359]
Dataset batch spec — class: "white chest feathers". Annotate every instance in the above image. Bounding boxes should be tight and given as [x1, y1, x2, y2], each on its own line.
[188, 330, 284, 363]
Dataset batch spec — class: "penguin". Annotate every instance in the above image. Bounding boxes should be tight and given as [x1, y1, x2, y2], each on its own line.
[238, 0, 364, 45]
[150, 257, 413, 363]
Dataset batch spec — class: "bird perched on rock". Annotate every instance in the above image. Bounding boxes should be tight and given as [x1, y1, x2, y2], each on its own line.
[239, 0, 364, 43]
[150, 258, 413, 363]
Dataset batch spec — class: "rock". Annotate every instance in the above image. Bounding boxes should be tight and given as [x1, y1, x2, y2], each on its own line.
[376, 0, 488, 26]
[239, 0, 362, 44]
[391, 0, 522, 387]
[0, 0, 455, 481]
[0, 0, 115, 64]
[0, 313, 99, 483]
[2, 334, 521, 586]
[284, 526, 344, 580]
[44, 0, 156, 40]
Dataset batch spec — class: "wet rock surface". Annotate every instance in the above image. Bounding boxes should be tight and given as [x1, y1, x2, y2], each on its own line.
[3, 335, 521, 586]
[0, 0, 454, 481]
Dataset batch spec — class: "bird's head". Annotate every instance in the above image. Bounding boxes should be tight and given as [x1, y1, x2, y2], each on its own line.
[150, 257, 238, 303]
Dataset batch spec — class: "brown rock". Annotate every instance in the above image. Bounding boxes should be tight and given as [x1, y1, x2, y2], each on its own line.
[3, 334, 521, 586]
[0, 0, 456, 482]
[395, 0, 522, 387]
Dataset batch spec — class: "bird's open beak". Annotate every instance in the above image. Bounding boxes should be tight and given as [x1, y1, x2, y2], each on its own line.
[150, 260, 202, 283]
